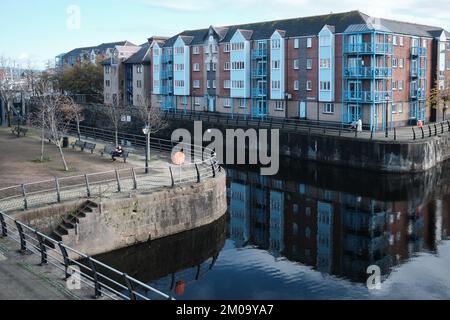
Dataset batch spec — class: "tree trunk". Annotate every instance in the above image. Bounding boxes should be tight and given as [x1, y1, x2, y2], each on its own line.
[56, 143, 69, 171]
[76, 115, 81, 141]
[115, 126, 119, 147]
[40, 127, 45, 162]
[6, 101, 11, 128]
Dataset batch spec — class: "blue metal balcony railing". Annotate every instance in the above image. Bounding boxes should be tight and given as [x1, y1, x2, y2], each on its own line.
[410, 68, 426, 78]
[344, 91, 393, 103]
[252, 49, 268, 59]
[252, 87, 267, 98]
[162, 55, 173, 63]
[161, 70, 173, 79]
[411, 47, 427, 57]
[161, 85, 173, 94]
[410, 89, 426, 100]
[344, 43, 393, 55]
[344, 67, 392, 78]
[251, 69, 268, 78]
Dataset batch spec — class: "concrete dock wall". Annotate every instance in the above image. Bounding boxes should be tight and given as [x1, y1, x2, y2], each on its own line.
[165, 120, 450, 173]
[15, 171, 228, 256]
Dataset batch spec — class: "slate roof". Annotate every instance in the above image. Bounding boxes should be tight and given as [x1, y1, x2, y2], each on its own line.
[124, 43, 151, 65]
[162, 10, 449, 48]
[65, 41, 135, 58]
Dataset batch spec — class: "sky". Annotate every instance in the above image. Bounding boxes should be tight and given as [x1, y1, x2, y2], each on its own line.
[0, 0, 449, 69]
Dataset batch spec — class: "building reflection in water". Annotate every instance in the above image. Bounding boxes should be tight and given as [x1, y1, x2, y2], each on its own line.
[227, 161, 450, 283]
[94, 215, 227, 298]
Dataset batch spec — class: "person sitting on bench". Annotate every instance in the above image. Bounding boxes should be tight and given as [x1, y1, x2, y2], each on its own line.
[112, 145, 124, 162]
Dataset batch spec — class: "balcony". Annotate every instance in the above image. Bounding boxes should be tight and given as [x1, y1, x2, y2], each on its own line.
[161, 70, 173, 79]
[252, 49, 268, 60]
[410, 88, 426, 100]
[252, 87, 267, 98]
[162, 55, 173, 63]
[345, 91, 393, 103]
[411, 47, 427, 57]
[251, 69, 268, 78]
[344, 42, 393, 55]
[161, 85, 173, 95]
[410, 67, 426, 78]
[344, 67, 392, 79]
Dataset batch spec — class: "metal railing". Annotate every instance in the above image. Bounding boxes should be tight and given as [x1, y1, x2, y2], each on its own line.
[0, 125, 221, 212]
[164, 109, 450, 142]
[0, 210, 173, 300]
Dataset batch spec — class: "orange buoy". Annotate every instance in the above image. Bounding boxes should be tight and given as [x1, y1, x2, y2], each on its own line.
[172, 152, 186, 166]
[418, 120, 423, 129]
[175, 280, 186, 296]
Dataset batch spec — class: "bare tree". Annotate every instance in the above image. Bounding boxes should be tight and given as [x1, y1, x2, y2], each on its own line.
[133, 95, 167, 171]
[107, 101, 126, 147]
[0, 56, 18, 127]
[36, 95, 79, 171]
[74, 104, 85, 141]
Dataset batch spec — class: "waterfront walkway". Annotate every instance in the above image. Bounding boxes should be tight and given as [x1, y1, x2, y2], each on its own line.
[166, 110, 450, 142]
[0, 237, 84, 300]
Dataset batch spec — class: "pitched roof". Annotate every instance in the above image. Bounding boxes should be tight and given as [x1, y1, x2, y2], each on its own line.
[124, 43, 151, 64]
[64, 41, 135, 58]
[162, 10, 449, 47]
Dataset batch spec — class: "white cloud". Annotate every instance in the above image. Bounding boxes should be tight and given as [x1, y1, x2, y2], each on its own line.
[132, 0, 449, 30]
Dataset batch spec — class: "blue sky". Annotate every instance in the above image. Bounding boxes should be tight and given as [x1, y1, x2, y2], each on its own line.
[0, 0, 449, 69]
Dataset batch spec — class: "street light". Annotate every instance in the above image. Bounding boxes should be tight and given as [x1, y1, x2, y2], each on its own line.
[385, 94, 391, 138]
[142, 126, 150, 174]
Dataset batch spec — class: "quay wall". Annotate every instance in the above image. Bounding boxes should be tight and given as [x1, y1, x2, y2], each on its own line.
[14, 171, 228, 256]
[165, 120, 450, 173]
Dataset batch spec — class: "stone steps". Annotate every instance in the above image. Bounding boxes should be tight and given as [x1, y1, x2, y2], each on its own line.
[50, 201, 99, 243]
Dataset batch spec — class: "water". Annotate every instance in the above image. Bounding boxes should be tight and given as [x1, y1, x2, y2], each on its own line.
[95, 159, 450, 300]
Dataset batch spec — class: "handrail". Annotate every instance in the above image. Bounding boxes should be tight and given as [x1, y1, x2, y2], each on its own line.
[0, 210, 173, 300]
[0, 125, 221, 212]
[164, 109, 450, 142]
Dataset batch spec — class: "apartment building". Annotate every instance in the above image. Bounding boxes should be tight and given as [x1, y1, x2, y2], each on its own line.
[61, 41, 135, 72]
[145, 11, 449, 130]
[102, 45, 141, 106]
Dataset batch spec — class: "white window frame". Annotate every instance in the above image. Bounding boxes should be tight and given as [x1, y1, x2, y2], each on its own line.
[193, 46, 200, 55]
[294, 39, 300, 49]
[224, 62, 231, 70]
[294, 59, 300, 70]
[224, 43, 231, 52]
[193, 63, 200, 72]
[193, 80, 200, 88]
[307, 37, 312, 48]
[275, 101, 285, 111]
[306, 59, 312, 70]
[294, 80, 299, 91]
[306, 81, 312, 91]
[323, 103, 334, 114]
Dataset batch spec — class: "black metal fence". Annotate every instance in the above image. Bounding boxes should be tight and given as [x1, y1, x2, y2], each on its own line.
[0, 210, 173, 300]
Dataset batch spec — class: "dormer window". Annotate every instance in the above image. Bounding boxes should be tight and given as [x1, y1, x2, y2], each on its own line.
[271, 39, 281, 49]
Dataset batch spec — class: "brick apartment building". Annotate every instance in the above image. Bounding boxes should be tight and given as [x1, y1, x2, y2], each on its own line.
[59, 41, 136, 72]
[105, 11, 450, 130]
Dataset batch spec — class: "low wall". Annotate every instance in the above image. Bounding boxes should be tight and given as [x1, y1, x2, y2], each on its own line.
[280, 131, 450, 173]
[165, 120, 450, 173]
[15, 171, 228, 257]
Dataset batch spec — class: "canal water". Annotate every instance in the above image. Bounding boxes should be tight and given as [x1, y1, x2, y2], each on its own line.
[95, 159, 450, 300]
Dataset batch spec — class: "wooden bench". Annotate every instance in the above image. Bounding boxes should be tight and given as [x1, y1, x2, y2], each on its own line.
[71, 140, 97, 154]
[71, 140, 85, 151]
[84, 142, 96, 154]
[100, 145, 130, 163]
[11, 127, 28, 137]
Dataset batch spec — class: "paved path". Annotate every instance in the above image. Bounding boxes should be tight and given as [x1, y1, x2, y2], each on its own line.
[0, 238, 78, 300]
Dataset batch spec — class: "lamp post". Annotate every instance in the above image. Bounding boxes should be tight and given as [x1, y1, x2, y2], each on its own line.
[142, 126, 150, 174]
[385, 94, 390, 138]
